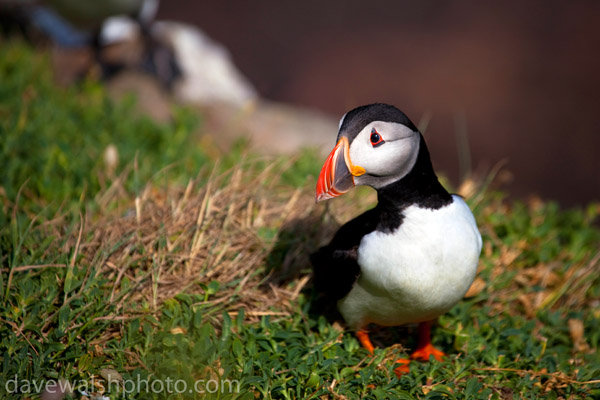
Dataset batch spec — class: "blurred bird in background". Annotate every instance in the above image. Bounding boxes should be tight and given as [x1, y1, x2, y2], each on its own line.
[0, 0, 257, 107]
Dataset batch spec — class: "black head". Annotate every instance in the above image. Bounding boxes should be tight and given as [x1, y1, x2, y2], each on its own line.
[317, 103, 450, 208]
[338, 103, 419, 143]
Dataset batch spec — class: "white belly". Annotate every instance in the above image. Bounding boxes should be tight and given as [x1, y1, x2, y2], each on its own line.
[338, 195, 482, 329]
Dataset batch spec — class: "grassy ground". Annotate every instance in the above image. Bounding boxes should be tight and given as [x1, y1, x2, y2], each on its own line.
[1, 39, 600, 399]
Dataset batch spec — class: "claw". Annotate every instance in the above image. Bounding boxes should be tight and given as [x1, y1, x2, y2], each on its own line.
[393, 358, 411, 377]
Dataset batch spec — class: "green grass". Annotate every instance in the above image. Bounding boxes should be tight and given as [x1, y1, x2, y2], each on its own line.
[1, 39, 600, 399]
[0, 41, 207, 213]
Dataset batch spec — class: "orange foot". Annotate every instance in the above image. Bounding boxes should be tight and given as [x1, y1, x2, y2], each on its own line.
[393, 358, 411, 377]
[395, 320, 446, 377]
[411, 342, 445, 361]
[411, 320, 445, 361]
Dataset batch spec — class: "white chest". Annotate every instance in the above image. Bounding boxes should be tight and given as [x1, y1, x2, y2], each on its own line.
[338, 195, 482, 328]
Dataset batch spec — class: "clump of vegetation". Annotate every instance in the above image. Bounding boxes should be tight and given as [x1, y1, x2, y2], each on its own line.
[1, 39, 599, 399]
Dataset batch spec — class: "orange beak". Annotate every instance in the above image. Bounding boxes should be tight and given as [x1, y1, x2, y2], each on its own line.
[316, 137, 365, 202]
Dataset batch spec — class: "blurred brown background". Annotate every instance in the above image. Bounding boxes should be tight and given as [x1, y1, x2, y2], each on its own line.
[158, 0, 600, 207]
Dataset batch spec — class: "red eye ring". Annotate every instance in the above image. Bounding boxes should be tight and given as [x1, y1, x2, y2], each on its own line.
[370, 128, 385, 147]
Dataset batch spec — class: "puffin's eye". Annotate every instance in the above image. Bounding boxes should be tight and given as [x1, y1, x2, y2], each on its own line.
[370, 128, 385, 147]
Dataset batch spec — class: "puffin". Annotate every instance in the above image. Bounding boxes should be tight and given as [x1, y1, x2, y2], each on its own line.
[311, 103, 482, 375]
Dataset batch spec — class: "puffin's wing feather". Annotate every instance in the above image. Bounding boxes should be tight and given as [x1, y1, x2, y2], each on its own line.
[310, 207, 379, 300]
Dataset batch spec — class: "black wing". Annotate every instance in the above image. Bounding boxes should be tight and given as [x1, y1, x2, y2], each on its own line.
[310, 207, 379, 301]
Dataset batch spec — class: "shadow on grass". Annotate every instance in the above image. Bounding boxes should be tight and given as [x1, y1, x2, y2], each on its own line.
[264, 209, 341, 318]
[263, 209, 420, 352]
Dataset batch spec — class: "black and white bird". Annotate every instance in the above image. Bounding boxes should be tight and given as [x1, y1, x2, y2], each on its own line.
[311, 103, 482, 375]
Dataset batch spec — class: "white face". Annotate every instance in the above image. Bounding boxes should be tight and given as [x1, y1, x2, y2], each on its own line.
[347, 121, 420, 188]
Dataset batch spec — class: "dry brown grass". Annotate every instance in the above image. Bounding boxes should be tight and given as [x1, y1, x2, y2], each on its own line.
[80, 161, 304, 322]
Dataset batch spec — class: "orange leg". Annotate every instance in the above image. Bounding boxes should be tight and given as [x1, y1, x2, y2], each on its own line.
[356, 329, 374, 354]
[410, 320, 446, 361]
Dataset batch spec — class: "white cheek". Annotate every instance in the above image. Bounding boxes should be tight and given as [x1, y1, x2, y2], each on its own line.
[348, 127, 376, 168]
[351, 145, 390, 175]
[350, 137, 416, 176]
